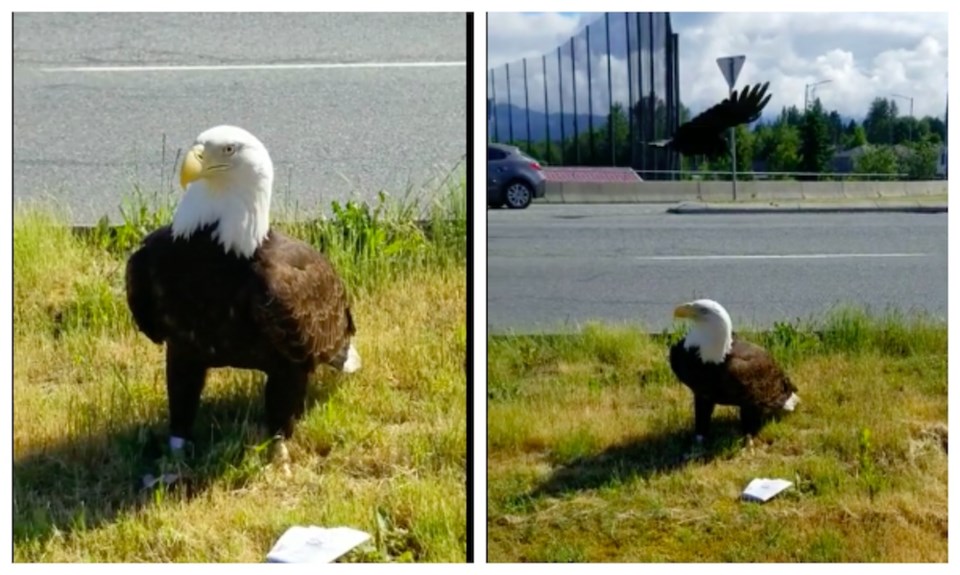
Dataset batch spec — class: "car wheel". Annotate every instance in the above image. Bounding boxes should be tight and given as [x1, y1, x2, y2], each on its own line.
[504, 181, 533, 209]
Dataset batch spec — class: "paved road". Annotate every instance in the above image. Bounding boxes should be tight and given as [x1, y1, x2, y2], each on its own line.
[488, 205, 948, 333]
[13, 13, 467, 223]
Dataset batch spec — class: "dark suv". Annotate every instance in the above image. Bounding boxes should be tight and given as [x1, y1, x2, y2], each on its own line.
[487, 143, 547, 209]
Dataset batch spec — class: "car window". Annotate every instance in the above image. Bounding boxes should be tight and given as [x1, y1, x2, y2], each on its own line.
[488, 148, 507, 161]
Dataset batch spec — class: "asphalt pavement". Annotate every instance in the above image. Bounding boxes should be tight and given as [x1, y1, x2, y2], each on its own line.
[487, 204, 948, 333]
[13, 13, 467, 223]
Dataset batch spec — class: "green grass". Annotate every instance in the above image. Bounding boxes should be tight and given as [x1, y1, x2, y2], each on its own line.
[487, 313, 947, 562]
[13, 173, 467, 563]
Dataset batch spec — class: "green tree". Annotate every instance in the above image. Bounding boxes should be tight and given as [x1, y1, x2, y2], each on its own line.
[894, 116, 919, 144]
[597, 103, 630, 166]
[777, 105, 804, 128]
[706, 124, 755, 178]
[844, 119, 858, 137]
[751, 123, 775, 166]
[800, 99, 832, 177]
[927, 116, 947, 142]
[767, 124, 802, 174]
[902, 140, 938, 180]
[826, 110, 844, 147]
[864, 98, 898, 145]
[854, 146, 899, 178]
[844, 124, 868, 149]
[918, 116, 945, 144]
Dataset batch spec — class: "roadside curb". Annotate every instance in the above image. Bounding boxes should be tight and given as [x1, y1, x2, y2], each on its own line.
[666, 201, 948, 215]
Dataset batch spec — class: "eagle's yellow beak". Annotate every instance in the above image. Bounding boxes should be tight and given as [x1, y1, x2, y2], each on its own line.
[179, 144, 205, 189]
[673, 304, 698, 319]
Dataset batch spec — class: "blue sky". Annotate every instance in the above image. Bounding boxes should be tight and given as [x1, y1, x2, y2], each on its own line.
[486, 12, 948, 120]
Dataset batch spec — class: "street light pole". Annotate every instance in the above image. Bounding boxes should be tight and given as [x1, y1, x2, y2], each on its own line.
[891, 93, 915, 142]
[804, 79, 832, 111]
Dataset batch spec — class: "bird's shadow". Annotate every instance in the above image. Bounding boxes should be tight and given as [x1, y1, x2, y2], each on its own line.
[528, 417, 746, 499]
[13, 370, 343, 547]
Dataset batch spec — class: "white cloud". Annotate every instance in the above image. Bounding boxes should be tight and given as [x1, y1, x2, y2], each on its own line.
[487, 12, 948, 120]
[487, 12, 593, 68]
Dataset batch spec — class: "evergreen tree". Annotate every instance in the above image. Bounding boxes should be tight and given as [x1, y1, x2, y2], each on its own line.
[800, 99, 832, 177]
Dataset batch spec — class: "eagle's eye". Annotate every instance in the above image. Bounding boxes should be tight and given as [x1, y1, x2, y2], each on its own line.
[223, 145, 236, 155]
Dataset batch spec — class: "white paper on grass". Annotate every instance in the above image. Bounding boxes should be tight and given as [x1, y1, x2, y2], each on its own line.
[741, 478, 793, 503]
[266, 526, 372, 563]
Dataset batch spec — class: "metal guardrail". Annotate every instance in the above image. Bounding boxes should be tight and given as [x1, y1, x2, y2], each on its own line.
[634, 170, 913, 181]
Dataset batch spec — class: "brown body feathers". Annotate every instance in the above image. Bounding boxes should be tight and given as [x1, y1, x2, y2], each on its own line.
[126, 224, 355, 440]
[669, 335, 797, 438]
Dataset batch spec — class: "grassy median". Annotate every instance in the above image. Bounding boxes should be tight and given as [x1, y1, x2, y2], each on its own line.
[487, 314, 947, 562]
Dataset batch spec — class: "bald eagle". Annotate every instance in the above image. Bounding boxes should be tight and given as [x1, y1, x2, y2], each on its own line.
[669, 299, 798, 444]
[125, 125, 360, 459]
[649, 82, 772, 159]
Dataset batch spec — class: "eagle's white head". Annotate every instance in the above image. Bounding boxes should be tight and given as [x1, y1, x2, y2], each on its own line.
[171, 125, 273, 258]
[674, 299, 734, 364]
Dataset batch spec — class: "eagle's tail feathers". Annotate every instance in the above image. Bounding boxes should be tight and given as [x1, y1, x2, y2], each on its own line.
[342, 342, 362, 374]
[782, 392, 800, 412]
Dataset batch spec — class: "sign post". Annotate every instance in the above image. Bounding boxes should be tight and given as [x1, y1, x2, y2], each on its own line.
[717, 55, 746, 200]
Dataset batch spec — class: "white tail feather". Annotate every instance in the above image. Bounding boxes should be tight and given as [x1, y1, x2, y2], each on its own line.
[783, 392, 800, 412]
[342, 343, 361, 373]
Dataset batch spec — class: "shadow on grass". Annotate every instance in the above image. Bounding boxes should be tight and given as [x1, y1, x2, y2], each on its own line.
[528, 418, 745, 499]
[13, 373, 343, 549]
